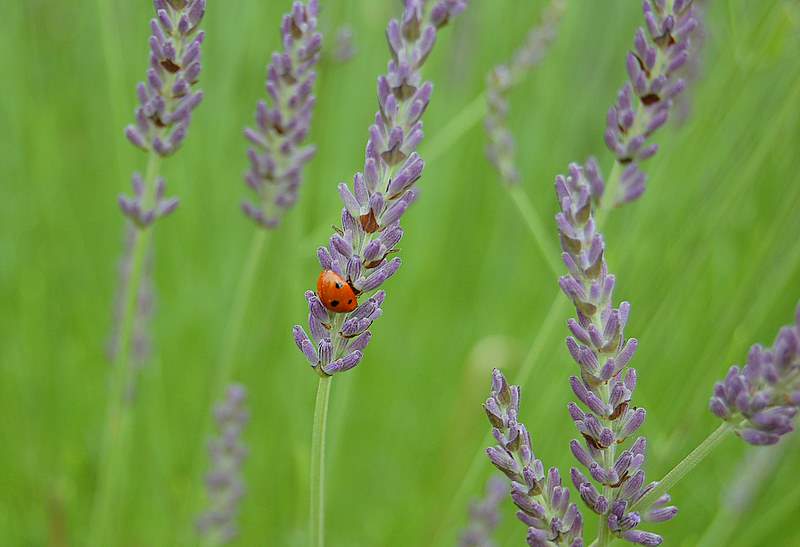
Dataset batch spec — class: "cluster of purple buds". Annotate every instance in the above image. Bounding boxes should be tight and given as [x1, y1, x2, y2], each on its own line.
[197, 384, 249, 544]
[483, 369, 584, 547]
[292, 0, 467, 376]
[458, 475, 506, 547]
[604, 0, 697, 205]
[242, 0, 322, 229]
[710, 304, 800, 445]
[119, 173, 180, 227]
[485, 0, 565, 185]
[120, 0, 206, 226]
[555, 163, 676, 545]
[124, 0, 206, 157]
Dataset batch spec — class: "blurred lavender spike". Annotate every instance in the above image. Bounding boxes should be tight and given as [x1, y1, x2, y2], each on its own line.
[709, 303, 800, 445]
[119, 0, 206, 225]
[458, 475, 507, 547]
[332, 25, 356, 63]
[292, 1, 467, 376]
[197, 384, 249, 545]
[107, 226, 155, 381]
[123, 0, 205, 157]
[242, 0, 322, 229]
[483, 369, 584, 547]
[485, 0, 565, 184]
[555, 163, 676, 545]
[603, 0, 698, 206]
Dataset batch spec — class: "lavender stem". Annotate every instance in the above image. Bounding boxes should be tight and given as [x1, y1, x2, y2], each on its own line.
[508, 185, 563, 278]
[89, 152, 160, 547]
[215, 230, 269, 388]
[631, 423, 733, 513]
[310, 374, 332, 547]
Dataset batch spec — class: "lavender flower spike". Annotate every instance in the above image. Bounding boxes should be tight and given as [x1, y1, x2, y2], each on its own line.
[555, 163, 676, 545]
[485, 0, 565, 184]
[242, 1, 322, 229]
[120, 0, 207, 226]
[197, 384, 249, 545]
[484, 369, 584, 546]
[710, 303, 800, 445]
[459, 475, 507, 547]
[603, 0, 698, 205]
[292, 0, 467, 376]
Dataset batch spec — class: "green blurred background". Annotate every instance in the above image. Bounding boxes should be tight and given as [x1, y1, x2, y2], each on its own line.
[2, 0, 799, 545]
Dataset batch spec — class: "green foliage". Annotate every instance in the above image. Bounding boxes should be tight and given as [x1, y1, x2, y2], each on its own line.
[1, 1, 798, 545]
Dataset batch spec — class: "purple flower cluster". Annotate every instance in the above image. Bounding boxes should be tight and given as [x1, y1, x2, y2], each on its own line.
[197, 384, 249, 544]
[292, 0, 467, 376]
[710, 304, 800, 445]
[484, 369, 584, 547]
[120, 0, 206, 226]
[485, 0, 565, 184]
[603, 0, 698, 205]
[119, 173, 180, 228]
[459, 475, 506, 547]
[242, 0, 322, 229]
[555, 163, 676, 545]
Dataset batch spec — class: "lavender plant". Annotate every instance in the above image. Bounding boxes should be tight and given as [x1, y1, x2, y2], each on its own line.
[459, 475, 507, 547]
[482, 0, 565, 279]
[556, 163, 676, 546]
[242, 0, 321, 229]
[483, 369, 584, 546]
[292, 0, 467, 376]
[601, 0, 697, 207]
[91, 3, 207, 546]
[630, 304, 800, 517]
[441, 3, 705, 537]
[485, 0, 565, 185]
[197, 384, 250, 545]
[709, 304, 800, 445]
[290, 1, 467, 545]
[215, 0, 323, 397]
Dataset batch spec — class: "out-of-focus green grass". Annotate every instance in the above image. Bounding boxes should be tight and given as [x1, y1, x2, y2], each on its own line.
[1, 1, 799, 545]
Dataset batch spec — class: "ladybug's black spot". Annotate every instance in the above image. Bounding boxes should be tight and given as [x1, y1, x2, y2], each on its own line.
[331, 299, 340, 308]
[335, 282, 342, 289]
[348, 299, 353, 304]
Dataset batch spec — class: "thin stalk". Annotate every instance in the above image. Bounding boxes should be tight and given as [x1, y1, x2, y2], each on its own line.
[424, 91, 487, 162]
[596, 384, 613, 547]
[631, 423, 733, 512]
[310, 374, 333, 547]
[215, 229, 269, 390]
[89, 153, 160, 547]
[507, 184, 562, 279]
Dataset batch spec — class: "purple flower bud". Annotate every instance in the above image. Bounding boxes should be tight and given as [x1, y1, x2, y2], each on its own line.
[242, 1, 321, 229]
[710, 303, 800, 444]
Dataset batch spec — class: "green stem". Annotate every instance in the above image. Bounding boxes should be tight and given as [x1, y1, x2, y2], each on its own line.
[424, 91, 487, 162]
[89, 153, 160, 547]
[596, 383, 614, 547]
[310, 374, 333, 547]
[507, 185, 562, 279]
[631, 423, 734, 512]
[215, 230, 268, 390]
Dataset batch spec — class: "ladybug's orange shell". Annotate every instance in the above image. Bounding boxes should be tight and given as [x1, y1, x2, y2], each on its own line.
[317, 270, 358, 313]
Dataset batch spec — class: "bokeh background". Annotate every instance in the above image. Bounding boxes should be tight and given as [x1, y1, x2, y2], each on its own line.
[2, 0, 800, 545]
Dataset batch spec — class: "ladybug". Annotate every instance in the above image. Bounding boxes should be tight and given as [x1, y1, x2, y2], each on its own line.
[317, 270, 359, 313]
